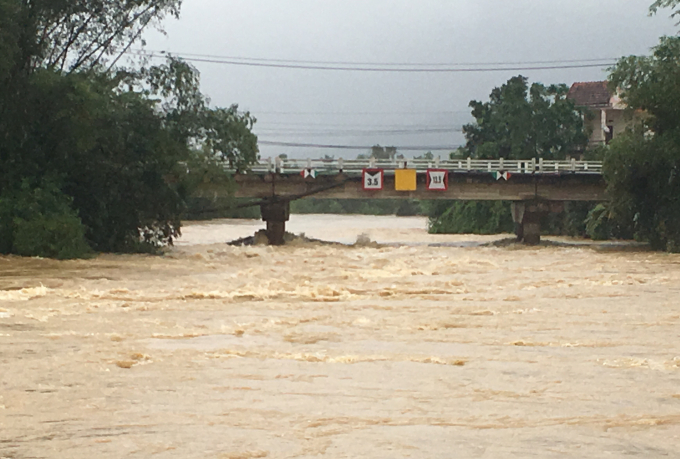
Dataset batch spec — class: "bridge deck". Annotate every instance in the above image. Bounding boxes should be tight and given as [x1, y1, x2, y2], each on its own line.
[214, 158, 607, 202]
[230, 157, 603, 176]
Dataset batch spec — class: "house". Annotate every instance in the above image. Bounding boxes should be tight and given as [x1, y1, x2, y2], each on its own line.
[567, 81, 634, 148]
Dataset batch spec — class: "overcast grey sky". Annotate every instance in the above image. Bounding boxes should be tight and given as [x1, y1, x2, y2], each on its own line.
[143, 0, 677, 159]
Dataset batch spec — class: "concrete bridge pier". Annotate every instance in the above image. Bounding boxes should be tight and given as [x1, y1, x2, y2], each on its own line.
[512, 201, 564, 245]
[260, 200, 290, 245]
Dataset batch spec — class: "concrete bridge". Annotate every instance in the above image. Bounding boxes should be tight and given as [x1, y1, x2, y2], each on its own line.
[209, 157, 607, 245]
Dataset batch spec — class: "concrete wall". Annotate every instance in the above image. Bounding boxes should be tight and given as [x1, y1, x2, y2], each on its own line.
[586, 108, 638, 148]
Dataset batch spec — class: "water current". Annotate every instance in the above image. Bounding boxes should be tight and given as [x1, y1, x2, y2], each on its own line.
[1, 214, 680, 458]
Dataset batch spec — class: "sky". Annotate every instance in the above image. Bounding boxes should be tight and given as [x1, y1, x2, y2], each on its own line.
[142, 0, 677, 159]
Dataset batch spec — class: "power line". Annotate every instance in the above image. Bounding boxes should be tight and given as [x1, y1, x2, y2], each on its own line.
[136, 49, 618, 67]
[258, 140, 460, 151]
[254, 128, 463, 137]
[132, 51, 614, 73]
[253, 110, 471, 116]
[253, 121, 464, 128]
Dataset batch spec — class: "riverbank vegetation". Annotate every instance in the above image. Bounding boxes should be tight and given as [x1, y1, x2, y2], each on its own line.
[0, 0, 257, 258]
[3, 1, 680, 257]
[424, 75, 596, 238]
[599, 35, 680, 252]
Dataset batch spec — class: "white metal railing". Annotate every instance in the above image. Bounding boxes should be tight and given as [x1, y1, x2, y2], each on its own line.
[231, 157, 603, 175]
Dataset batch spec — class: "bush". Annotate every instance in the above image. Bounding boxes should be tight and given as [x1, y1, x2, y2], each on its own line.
[1, 181, 91, 259]
[585, 204, 612, 241]
[428, 201, 514, 234]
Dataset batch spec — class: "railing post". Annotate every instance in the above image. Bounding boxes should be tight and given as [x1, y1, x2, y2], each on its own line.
[499, 157, 504, 170]
[370, 157, 376, 168]
[467, 157, 472, 171]
[267, 157, 273, 173]
[338, 157, 344, 172]
[531, 158, 537, 173]
[539, 157, 544, 173]
[435, 156, 440, 168]
[571, 157, 576, 172]
[307, 158, 312, 169]
[275, 156, 282, 174]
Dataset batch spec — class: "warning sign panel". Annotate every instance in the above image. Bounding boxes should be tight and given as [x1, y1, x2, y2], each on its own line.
[395, 169, 417, 191]
[427, 169, 448, 191]
[362, 169, 384, 190]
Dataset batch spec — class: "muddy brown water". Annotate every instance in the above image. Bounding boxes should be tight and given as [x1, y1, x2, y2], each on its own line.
[1, 215, 680, 458]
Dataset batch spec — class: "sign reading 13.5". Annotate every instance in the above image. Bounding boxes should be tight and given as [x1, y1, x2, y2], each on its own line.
[362, 169, 384, 191]
[427, 169, 448, 191]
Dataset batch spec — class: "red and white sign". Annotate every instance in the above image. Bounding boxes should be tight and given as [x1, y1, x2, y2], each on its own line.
[362, 169, 384, 190]
[301, 168, 317, 179]
[427, 169, 448, 191]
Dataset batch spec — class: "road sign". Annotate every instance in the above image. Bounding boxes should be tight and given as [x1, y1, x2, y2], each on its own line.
[427, 169, 448, 190]
[301, 168, 317, 179]
[493, 171, 512, 181]
[395, 169, 417, 191]
[362, 169, 384, 190]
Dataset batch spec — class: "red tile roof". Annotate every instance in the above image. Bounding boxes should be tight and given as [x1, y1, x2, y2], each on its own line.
[567, 81, 612, 107]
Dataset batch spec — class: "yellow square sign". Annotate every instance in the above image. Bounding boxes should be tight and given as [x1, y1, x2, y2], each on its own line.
[395, 169, 417, 191]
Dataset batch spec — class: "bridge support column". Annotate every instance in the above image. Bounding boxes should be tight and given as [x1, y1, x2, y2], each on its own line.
[521, 210, 542, 245]
[260, 200, 290, 245]
[512, 201, 561, 245]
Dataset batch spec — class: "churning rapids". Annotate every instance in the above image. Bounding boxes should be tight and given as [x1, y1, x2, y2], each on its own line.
[1, 215, 680, 458]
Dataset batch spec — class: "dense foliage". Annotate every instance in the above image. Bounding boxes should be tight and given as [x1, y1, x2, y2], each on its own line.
[428, 76, 592, 236]
[602, 36, 680, 251]
[462, 76, 590, 160]
[428, 201, 514, 235]
[650, 0, 680, 18]
[0, 0, 257, 257]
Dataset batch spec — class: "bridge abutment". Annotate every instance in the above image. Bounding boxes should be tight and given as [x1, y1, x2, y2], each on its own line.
[260, 200, 290, 245]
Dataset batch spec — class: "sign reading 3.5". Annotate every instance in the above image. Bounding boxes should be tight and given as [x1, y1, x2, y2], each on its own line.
[362, 169, 384, 190]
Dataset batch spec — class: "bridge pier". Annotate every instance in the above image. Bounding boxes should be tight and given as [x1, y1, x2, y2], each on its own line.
[260, 200, 290, 245]
[512, 201, 563, 245]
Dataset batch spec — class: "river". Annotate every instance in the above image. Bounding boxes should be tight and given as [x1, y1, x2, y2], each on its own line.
[1, 215, 679, 458]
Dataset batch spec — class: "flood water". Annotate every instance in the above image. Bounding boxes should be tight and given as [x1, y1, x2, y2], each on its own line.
[1, 215, 680, 458]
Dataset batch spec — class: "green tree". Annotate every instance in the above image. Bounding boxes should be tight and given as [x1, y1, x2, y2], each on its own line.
[650, 0, 680, 18]
[0, 0, 258, 256]
[369, 145, 398, 160]
[603, 36, 680, 251]
[463, 76, 590, 159]
[431, 76, 590, 236]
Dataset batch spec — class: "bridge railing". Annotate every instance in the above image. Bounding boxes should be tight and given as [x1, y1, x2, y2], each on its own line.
[236, 157, 603, 175]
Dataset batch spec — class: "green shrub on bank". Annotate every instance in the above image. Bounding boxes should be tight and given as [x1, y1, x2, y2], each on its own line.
[428, 201, 514, 234]
[427, 200, 602, 238]
[0, 181, 91, 259]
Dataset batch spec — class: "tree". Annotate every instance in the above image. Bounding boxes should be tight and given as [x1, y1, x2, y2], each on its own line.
[0, 0, 258, 256]
[603, 36, 680, 251]
[462, 76, 590, 160]
[32, 0, 182, 73]
[430, 76, 591, 237]
[369, 145, 398, 160]
[650, 0, 680, 18]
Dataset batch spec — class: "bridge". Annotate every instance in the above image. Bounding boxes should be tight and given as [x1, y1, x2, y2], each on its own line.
[206, 157, 607, 245]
